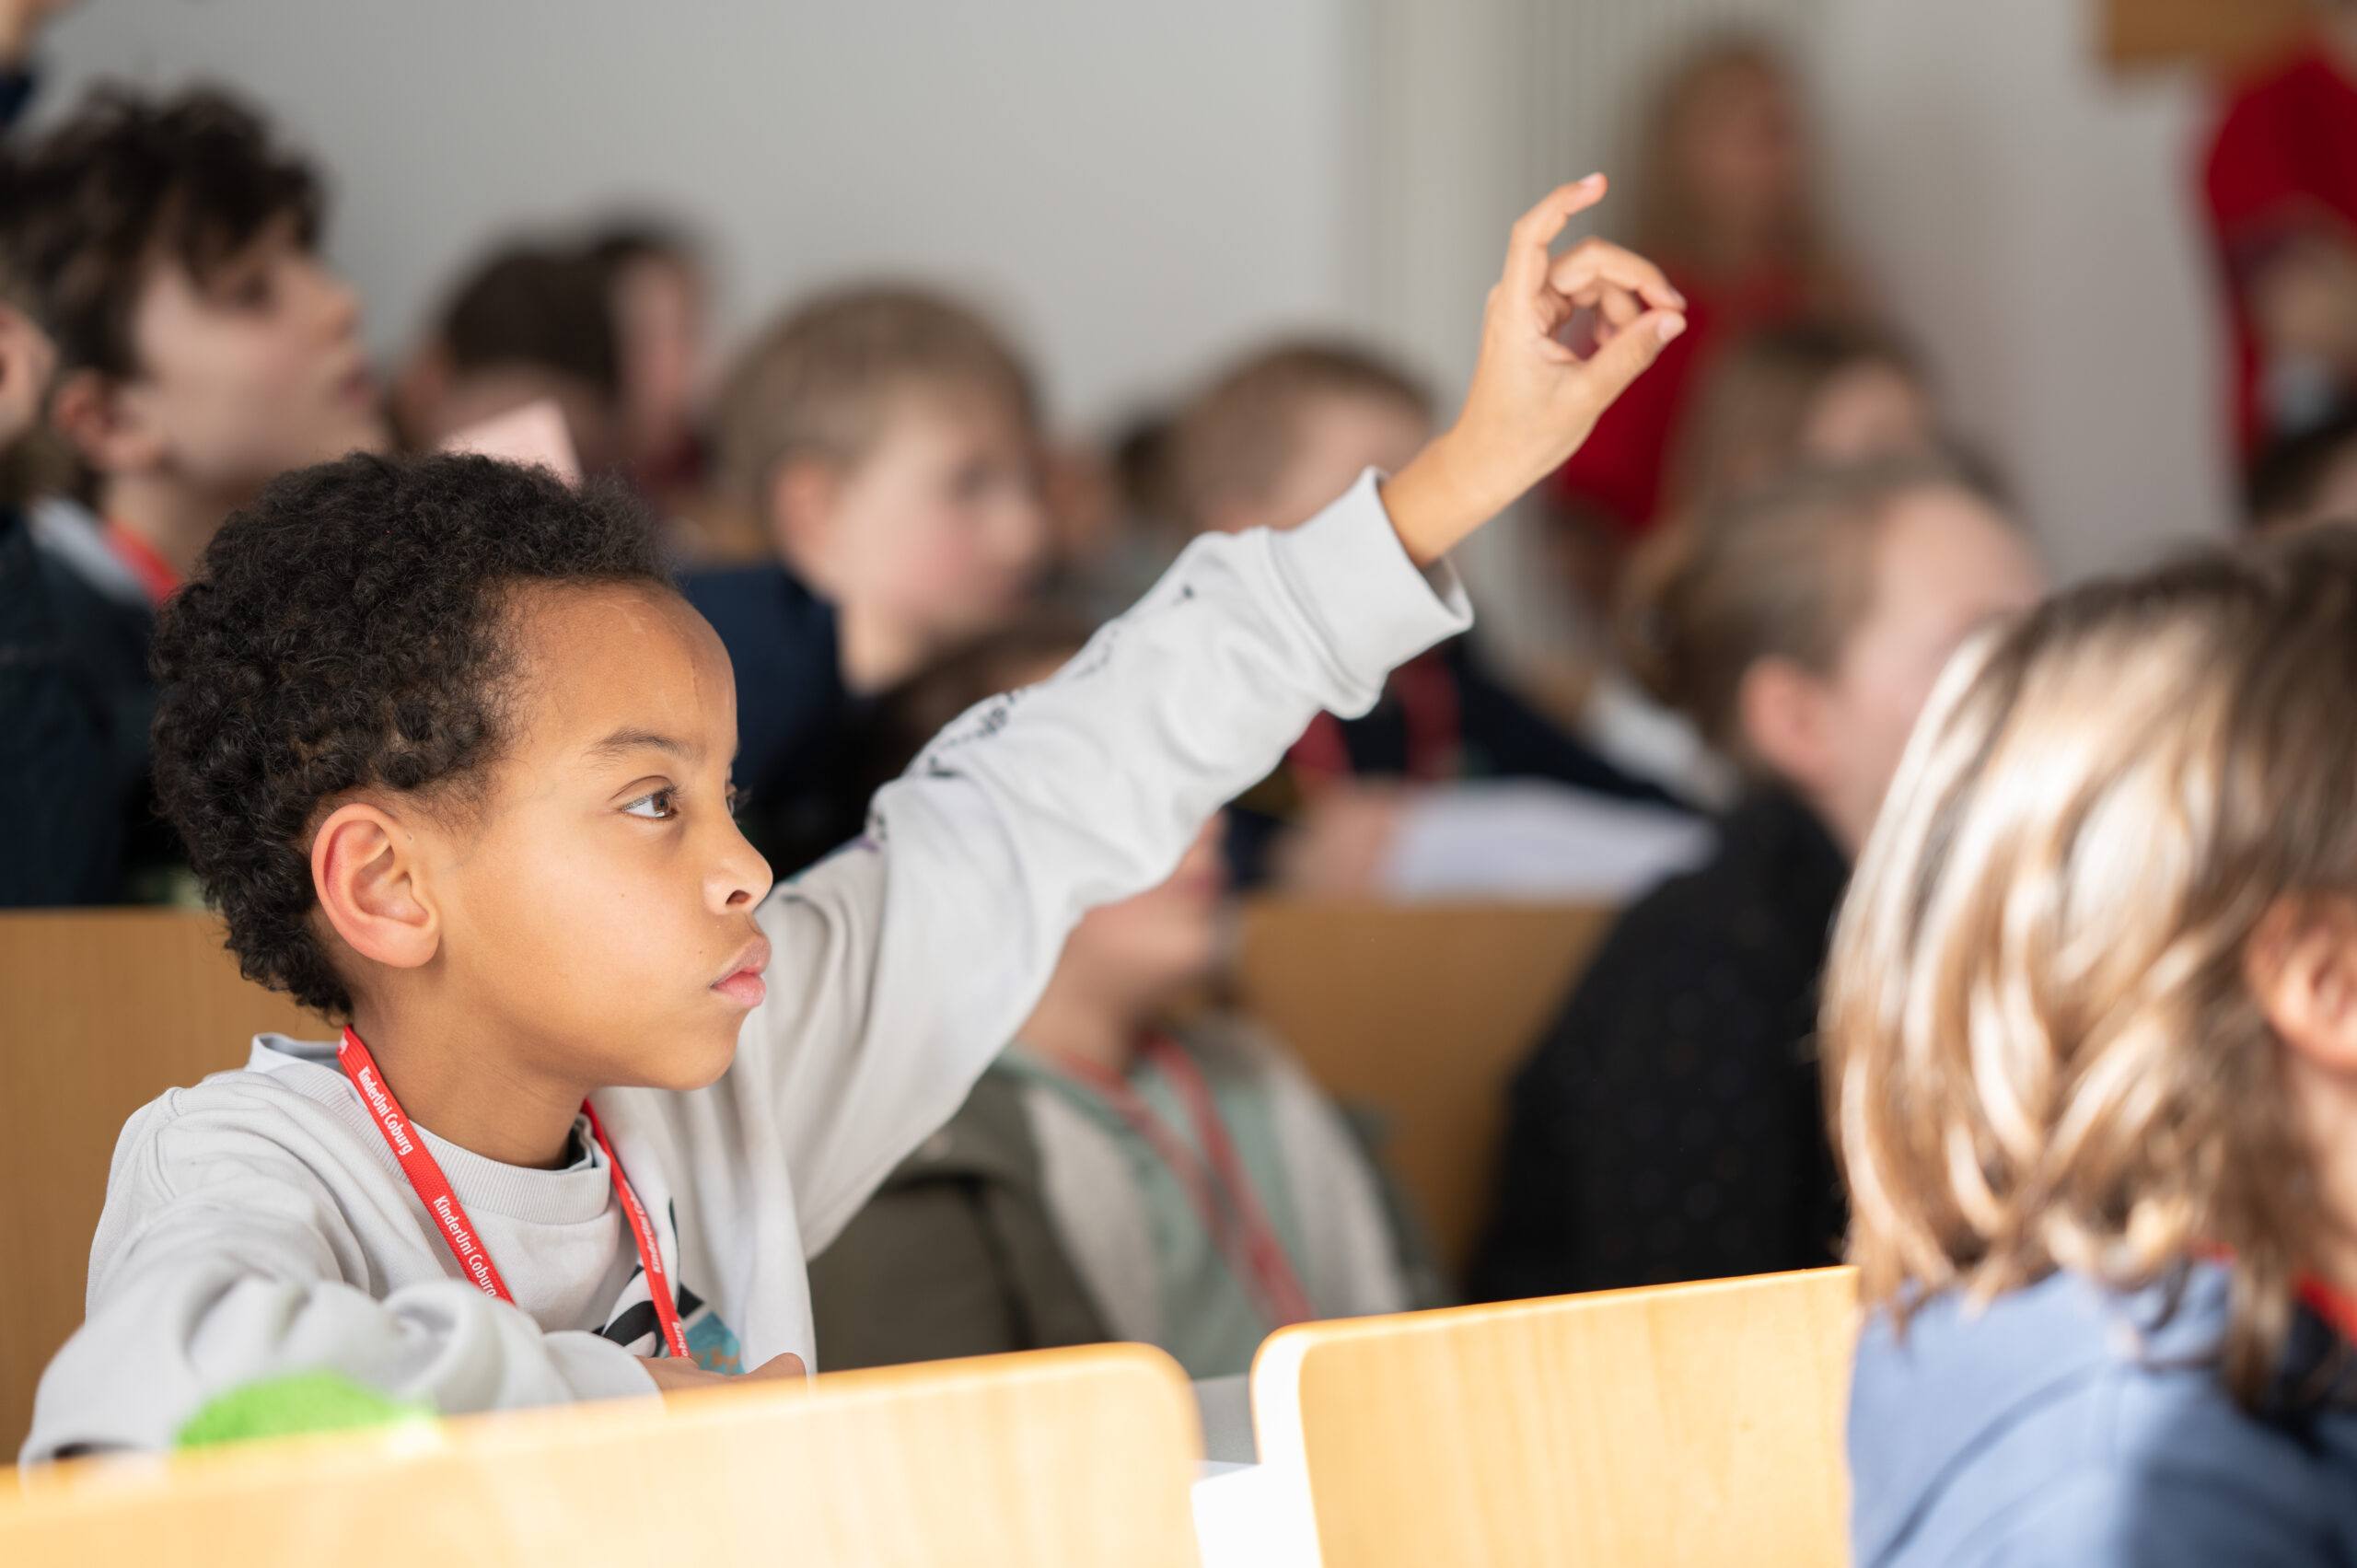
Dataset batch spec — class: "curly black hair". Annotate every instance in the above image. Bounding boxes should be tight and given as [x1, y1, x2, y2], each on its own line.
[152, 453, 669, 1016]
[0, 86, 322, 379]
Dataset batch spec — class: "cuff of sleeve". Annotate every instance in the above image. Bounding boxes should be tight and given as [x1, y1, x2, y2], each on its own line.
[543, 1330, 663, 1404]
[1269, 468, 1475, 703]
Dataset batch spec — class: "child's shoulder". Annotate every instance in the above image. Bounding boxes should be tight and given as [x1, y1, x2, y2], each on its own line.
[112, 1034, 378, 1184]
[1851, 1269, 2348, 1566]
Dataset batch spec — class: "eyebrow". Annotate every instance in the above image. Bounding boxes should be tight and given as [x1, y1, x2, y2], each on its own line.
[585, 727, 702, 764]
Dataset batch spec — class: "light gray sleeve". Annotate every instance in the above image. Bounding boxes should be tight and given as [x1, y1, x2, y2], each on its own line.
[732, 471, 1473, 1253]
[21, 1105, 653, 1463]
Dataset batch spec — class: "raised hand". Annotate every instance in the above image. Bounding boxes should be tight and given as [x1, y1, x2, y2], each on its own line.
[1382, 175, 1686, 566]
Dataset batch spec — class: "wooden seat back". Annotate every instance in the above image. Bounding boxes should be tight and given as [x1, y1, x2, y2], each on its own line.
[1250, 1266, 1860, 1568]
[1232, 899, 1615, 1271]
[0, 910, 320, 1458]
[0, 1342, 1202, 1566]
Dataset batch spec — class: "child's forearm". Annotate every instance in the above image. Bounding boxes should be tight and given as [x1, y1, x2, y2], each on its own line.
[1381, 425, 1528, 569]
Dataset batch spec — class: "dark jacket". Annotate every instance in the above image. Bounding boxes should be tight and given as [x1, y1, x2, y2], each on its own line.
[807, 1055, 1448, 1373]
[1470, 789, 1849, 1299]
[1227, 635, 1689, 887]
[0, 505, 122, 904]
[1850, 1263, 2357, 1567]
[679, 563, 867, 876]
[807, 1069, 1114, 1370]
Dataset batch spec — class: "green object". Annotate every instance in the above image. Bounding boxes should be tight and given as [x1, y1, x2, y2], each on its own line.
[175, 1370, 435, 1450]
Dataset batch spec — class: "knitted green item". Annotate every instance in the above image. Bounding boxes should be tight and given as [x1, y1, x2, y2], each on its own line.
[175, 1371, 436, 1450]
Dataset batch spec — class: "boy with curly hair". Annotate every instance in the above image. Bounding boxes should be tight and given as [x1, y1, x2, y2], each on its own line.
[23, 179, 1686, 1457]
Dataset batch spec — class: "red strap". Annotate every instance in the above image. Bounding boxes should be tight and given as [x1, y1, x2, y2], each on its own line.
[2297, 1273, 2357, 1347]
[337, 1027, 691, 1361]
[1145, 1035, 1316, 1327]
[1286, 712, 1353, 796]
[583, 1100, 691, 1362]
[1283, 650, 1463, 795]
[1058, 1039, 1315, 1330]
[1391, 650, 1464, 782]
[101, 518, 181, 608]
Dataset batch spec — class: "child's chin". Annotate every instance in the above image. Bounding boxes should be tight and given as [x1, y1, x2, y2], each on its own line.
[648, 1034, 739, 1093]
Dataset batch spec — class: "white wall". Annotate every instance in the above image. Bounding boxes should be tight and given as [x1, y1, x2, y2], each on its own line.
[1813, 0, 2238, 580]
[32, 0, 1355, 429]
[31, 0, 2243, 581]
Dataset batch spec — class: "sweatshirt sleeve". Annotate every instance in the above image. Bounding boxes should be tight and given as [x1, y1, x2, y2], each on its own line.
[734, 472, 1472, 1251]
[21, 1100, 655, 1463]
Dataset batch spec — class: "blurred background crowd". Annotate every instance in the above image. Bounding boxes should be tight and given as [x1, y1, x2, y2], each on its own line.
[7, 0, 2357, 1379]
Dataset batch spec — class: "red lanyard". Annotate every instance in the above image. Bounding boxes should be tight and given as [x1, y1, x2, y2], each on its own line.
[336, 1026, 691, 1361]
[1060, 1035, 1315, 1330]
[2297, 1274, 2357, 1346]
[101, 518, 181, 608]
[1287, 648, 1463, 795]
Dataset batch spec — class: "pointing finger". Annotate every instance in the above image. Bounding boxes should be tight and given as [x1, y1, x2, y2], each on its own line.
[1502, 175, 1609, 308]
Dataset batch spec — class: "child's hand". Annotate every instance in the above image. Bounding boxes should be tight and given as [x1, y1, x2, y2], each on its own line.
[1383, 176, 1686, 566]
[642, 1350, 808, 1402]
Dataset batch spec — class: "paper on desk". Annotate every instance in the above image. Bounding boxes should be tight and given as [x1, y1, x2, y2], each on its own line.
[1384, 778, 1715, 901]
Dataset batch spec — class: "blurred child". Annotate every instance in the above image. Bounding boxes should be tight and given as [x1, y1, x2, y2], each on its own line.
[0, 0, 75, 132]
[1837, 529, 2357, 1565]
[7, 87, 388, 900]
[686, 285, 1050, 872]
[1666, 320, 1933, 518]
[587, 222, 713, 503]
[392, 244, 625, 478]
[808, 628, 1446, 1379]
[23, 179, 1689, 1456]
[2202, 0, 2357, 454]
[0, 274, 119, 904]
[1167, 340, 1690, 891]
[1473, 458, 2041, 1302]
[1577, 320, 1942, 806]
[1550, 35, 1861, 541]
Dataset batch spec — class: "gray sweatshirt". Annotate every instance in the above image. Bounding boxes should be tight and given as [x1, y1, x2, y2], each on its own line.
[24, 472, 1469, 1460]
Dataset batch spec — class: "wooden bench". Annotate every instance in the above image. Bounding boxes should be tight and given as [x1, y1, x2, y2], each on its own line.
[1250, 1266, 1860, 1567]
[0, 1342, 1202, 1566]
[1233, 899, 1615, 1272]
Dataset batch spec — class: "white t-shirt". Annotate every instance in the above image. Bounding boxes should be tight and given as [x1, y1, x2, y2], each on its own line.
[24, 471, 1469, 1460]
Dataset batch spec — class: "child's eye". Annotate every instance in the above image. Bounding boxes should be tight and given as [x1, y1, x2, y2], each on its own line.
[726, 783, 745, 817]
[621, 787, 679, 821]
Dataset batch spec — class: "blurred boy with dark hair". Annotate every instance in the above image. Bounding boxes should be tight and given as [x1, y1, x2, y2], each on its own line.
[6, 85, 387, 898]
[687, 285, 1049, 872]
[392, 243, 625, 478]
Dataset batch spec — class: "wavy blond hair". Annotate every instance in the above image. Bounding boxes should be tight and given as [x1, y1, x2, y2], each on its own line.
[1828, 528, 2357, 1403]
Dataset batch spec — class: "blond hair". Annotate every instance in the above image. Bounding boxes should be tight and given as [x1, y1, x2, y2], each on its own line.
[1829, 529, 2357, 1403]
[715, 285, 1036, 512]
[1167, 340, 1429, 535]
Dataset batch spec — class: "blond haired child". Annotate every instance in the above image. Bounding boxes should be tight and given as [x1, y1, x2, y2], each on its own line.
[1836, 528, 2357, 1563]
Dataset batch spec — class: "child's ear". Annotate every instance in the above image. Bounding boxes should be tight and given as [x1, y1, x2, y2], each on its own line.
[1738, 656, 1834, 797]
[766, 457, 842, 579]
[2247, 895, 2357, 1074]
[311, 801, 441, 976]
[48, 366, 168, 479]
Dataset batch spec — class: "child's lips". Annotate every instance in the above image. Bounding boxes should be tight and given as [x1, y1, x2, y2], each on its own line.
[711, 936, 772, 1008]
